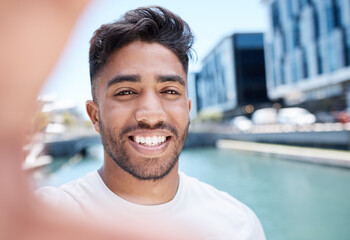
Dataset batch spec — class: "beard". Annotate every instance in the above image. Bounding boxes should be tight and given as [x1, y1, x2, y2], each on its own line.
[99, 118, 189, 181]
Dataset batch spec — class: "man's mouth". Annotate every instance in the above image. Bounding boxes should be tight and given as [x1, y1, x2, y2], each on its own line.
[129, 135, 170, 147]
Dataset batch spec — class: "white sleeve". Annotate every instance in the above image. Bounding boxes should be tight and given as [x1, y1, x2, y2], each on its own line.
[241, 204, 266, 240]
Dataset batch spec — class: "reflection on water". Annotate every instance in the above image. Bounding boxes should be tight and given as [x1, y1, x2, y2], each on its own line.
[41, 145, 350, 240]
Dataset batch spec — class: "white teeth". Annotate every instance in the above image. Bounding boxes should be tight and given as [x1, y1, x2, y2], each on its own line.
[152, 136, 158, 144]
[133, 135, 167, 146]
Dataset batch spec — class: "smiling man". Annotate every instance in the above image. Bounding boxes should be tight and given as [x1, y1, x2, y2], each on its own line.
[37, 6, 265, 239]
[89, 40, 190, 205]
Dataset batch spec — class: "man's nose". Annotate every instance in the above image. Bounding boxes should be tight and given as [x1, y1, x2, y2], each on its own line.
[135, 91, 166, 126]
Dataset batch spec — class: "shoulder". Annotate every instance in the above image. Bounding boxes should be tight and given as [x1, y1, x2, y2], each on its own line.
[58, 171, 101, 195]
[179, 172, 266, 239]
[180, 172, 239, 204]
[35, 171, 100, 211]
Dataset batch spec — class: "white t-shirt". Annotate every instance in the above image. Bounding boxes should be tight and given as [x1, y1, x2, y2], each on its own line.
[36, 171, 265, 240]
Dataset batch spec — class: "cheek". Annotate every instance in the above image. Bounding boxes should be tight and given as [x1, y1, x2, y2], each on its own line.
[102, 102, 134, 126]
[164, 101, 190, 124]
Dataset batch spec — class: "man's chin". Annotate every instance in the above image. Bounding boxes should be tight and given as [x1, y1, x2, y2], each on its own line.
[130, 162, 177, 181]
[114, 153, 179, 181]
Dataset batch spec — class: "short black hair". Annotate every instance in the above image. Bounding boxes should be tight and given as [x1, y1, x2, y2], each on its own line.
[89, 6, 195, 101]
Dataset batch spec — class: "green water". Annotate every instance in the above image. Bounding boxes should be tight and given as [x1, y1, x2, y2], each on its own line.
[44, 146, 350, 240]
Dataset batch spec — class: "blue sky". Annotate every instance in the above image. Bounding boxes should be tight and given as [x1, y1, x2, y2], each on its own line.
[42, 0, 268, 114]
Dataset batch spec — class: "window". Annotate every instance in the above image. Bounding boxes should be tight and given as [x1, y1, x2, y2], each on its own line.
[317, 43, 323, 74]
[287, 0, 294, 18]
[302, 48, 309, 78]
[326, 3, 335, 33]
[333, 0, 342, 27]
[311, 3, 320, 40]
[292, 23, 300, 48]
[292, 58, 299, 83]
[271, 1, 280, 30]
[280, 57, 286, 85]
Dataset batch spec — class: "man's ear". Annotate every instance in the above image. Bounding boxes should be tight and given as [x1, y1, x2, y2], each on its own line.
[188, 98, 192, 112]
[86, 100, 100, 133]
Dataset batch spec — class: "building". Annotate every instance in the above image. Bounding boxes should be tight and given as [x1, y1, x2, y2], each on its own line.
[264, 0, 350, 114]
[194, 33, 270, 119]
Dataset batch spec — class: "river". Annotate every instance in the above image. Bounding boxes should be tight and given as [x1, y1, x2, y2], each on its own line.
[42, 145, 350, 240]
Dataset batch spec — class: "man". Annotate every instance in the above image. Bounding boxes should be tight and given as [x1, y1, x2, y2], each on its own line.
[38, 6, 265, 239]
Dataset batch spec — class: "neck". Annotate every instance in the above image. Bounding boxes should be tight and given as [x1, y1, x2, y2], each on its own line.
[98, 156, 179, 205]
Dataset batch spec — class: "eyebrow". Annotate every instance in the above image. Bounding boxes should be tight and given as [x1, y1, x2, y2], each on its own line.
[106, 74, 141, 89]
[157, 75, 185, 86]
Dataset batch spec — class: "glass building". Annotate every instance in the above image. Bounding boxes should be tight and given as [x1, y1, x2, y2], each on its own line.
[195, 33, 270, 118]
[264, 0, 350, 113]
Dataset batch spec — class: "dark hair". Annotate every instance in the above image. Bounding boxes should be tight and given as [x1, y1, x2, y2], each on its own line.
[89, 6, 195, 100]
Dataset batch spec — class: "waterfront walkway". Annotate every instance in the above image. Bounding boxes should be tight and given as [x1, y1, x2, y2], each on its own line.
[188, 122, 350, 150]
[217, 139, 350, 168]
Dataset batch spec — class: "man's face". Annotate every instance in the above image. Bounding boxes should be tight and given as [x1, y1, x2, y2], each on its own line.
[87, 41, 191, 181]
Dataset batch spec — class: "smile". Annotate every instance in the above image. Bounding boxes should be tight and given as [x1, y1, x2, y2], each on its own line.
[130, 135, 170, 147]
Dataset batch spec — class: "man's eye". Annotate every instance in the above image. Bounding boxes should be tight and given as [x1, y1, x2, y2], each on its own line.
[115, 90, 135, 96]
[162, 90, 180, 95]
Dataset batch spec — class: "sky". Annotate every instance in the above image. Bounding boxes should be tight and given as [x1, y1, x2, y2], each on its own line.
[42, 0, 269, 115]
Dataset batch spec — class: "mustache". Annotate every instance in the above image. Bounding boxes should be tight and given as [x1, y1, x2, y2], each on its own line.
[121, 122, 179, 138]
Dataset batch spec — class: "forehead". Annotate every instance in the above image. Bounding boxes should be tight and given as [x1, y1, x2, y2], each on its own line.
[99, 41, 187, 86]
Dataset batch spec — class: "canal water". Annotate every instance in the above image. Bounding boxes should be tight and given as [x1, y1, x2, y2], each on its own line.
[42, 145, 350, 240]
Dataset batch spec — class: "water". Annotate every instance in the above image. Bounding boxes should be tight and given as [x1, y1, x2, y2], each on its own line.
[42, 145, 350, 240]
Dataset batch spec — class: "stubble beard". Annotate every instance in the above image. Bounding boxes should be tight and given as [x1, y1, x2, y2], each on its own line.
[99, 119, 189, 181]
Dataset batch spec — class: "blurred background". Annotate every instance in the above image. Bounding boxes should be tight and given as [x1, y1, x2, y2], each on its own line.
[26, 1, 350, 240]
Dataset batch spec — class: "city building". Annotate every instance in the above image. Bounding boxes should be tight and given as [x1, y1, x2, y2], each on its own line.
[188, 72, 199, 120]
[264, 0, 350, 114]
[194, 33, 270, 119]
